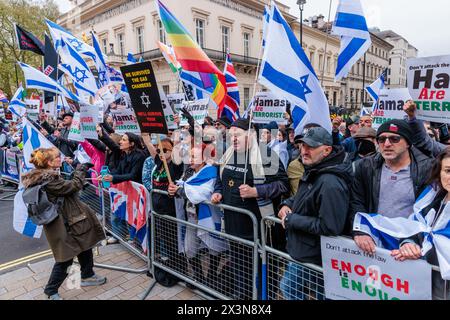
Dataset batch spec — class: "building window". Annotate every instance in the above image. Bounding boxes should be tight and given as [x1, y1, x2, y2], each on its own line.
[326, 56, 331, 74]
[243, 32, 250, 57]
[309, 52, 315, 66]
[163, 85, 170, 95]
[158, 20, 166, 44]
[318, 54, 324, 72]
[116, 33, 125, 56]
[196, 18, 205, 48]
[101, 38, 108, 54]
[244, 87, 250, 108]
[222, 25, 230, 53]
[136, 26, 144, 53]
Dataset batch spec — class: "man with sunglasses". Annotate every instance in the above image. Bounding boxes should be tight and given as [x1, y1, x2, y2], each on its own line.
[350, 119, 434, 254]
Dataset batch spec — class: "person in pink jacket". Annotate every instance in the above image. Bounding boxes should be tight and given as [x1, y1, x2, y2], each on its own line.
[80, 139, 106, 185]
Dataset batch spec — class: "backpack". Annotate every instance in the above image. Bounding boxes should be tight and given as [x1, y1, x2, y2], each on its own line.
[22, 181, 64, 226]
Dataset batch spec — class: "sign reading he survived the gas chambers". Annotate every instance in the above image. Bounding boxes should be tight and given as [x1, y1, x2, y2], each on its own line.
[121, 62, 168, 134]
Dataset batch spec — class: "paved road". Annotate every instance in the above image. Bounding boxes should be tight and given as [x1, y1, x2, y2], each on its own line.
[0, 187, 49, 271]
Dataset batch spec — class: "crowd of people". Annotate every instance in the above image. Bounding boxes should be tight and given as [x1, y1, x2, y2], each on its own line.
[1, 99, 450, 300]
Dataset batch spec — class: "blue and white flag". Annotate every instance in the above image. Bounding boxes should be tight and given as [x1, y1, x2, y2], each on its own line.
[106, 65, 124, 83]
[180, 70, 215, 101]
[262, 5, 270, 48]
[353, 186, 450, 280]
[13, 188, 43, 239]
[366, 69, 387, 112]
[90, 31, 110, 87]
[8, 85, 26, 117]
[126, 52, 137, 65]
[179, 165, 227, 255]
[258, 2, 331, 134]
[58, 40, 98, 97]
[138, 56, 145, 63]
[18, 62, 80, 102]
[45, 19, 97, 62]
[332, 0, 372, 81]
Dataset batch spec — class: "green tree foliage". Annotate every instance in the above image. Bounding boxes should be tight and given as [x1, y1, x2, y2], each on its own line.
[0, 0, 60, 98]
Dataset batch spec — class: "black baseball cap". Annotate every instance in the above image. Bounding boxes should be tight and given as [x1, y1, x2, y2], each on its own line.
[300, 126, 333, 148]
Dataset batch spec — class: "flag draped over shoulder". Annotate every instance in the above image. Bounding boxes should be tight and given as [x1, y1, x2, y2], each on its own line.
[259, 2, 331, 134]
[332, 0, 372, 81]
[109, 181, 150, 253]
[156, 0, 226, 110]
[353, 186, 450, 280]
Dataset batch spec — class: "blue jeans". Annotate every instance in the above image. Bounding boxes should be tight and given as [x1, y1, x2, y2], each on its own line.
[280, 262, 325, 300]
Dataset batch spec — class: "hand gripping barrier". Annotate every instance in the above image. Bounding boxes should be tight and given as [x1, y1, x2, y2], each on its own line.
[142, 189, 260, 300]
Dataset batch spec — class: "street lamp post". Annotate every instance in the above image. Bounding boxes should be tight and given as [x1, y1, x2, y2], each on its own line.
[297, 0, 306, 46]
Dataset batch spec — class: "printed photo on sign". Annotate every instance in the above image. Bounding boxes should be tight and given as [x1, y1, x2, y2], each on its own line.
[372, 88, 412, 129]
[407, 55, 450, 123]
[249, 92, 288, 125]
[320, 236, 432, 300]
[25, 99, 40, 122]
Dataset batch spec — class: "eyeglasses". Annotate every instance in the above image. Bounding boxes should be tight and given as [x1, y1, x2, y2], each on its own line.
[377, 136, 402, 144]
[156, 148, 171, 154]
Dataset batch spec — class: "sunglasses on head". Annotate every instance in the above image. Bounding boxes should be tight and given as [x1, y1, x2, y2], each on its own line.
[156, 148, 171, 154]
[377, 136, 402, 144]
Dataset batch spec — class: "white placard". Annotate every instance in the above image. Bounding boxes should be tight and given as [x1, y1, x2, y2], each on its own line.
[179, 98, 210, 126]
[321, 236, 432, 300]
[110, 109, 141, 135]
[68, 112, 84, 142]
[80, 104, 99, 140]
[159, 89, 177, 130]
[372, 88, 412, 129]
[25, 99, 40, 122]
[167, 93, 186, 113]
[250, 92, 287, 125]
[407, 55, 450, 123]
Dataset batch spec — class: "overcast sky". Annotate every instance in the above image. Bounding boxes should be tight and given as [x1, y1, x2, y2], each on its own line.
[56, 0, 450, 57]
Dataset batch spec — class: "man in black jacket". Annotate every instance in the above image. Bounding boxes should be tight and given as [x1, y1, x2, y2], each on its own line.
[350, 119, 434, 255]
[278, 126, 352, 300]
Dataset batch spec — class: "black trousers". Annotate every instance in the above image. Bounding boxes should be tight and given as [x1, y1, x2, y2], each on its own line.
[44, 249, 95, 296]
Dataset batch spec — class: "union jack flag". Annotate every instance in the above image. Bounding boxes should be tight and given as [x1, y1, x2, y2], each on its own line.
[219, 52, 240, 121]
[110, 181, 150, 253]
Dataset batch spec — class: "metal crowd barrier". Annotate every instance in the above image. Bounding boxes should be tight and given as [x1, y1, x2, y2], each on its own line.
[143, 189, 260, 300]
[261, 216, 325, 300]
[0, 150, 21, 201]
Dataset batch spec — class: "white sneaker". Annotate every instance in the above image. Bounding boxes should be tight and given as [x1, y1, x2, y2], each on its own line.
[107, 236, 118, 244]
[48, 293, 63, 300]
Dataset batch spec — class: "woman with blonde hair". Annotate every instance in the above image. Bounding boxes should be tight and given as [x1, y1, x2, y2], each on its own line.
[22, 147, 106, 300]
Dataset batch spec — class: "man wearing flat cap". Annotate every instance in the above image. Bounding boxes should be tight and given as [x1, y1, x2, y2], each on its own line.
[350, 119, 434, 255]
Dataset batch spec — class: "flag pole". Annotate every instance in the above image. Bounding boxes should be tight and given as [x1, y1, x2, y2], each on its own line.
[320, 0, 333, 87]
[12, 23, 20, 87]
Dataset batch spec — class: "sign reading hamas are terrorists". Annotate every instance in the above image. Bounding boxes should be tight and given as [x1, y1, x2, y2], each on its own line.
[250, 92, 287, 125]
[167, 93, 186, 113]
[110, 109, 141, 135]
[407, 55, 450, 123]
[372, 88, 412, 129]
[179, 98, 209, 126]
[321, 236, 431, 300]
[120, 62, 168, 134]
[68, 112, 84, 142]
[80, 104, 98, 140]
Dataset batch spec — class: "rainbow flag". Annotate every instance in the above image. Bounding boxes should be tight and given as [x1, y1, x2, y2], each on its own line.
[157, 0, 226, 110]
[157, 41, 181, 73]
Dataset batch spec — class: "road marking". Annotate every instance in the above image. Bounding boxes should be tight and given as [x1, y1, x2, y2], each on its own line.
[0, 250, 52, 272]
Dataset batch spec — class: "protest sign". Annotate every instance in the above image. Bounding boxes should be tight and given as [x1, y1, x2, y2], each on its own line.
[179, 98, 209, 126]
[167, 93, 186, 113]
[159, 89, 177, 130]
[111, 109, 141, 135]
[407, 55, 450, 123]
[68, 112, 84, 142]
[372, 88, 412, 129]
[80, 104, 99, 140]
[4, 150, 19, 182]
[321, 236, 432, 300]
[42, 100, 56, 116]
[25, 99, 40, 122]
[249, 92, 287, 125]
[121, 62, 168, 134]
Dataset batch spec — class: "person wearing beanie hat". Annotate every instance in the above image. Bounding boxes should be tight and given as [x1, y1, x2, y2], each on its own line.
[350, 119, 434, 255]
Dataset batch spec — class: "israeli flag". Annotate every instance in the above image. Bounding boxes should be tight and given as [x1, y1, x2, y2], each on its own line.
[353, 186, 450, 280]
[8, 85, 26, 117]
[181, 165, 227, 254]
[13, 189, 43, 239]
[58, 40, 99, 97]
[45, 19, 98, 62]
[332, 0, 372, 81]
[126, 52, 137, 65]
[91, 31, 110, 88]
[258, 2, 331, 134]
[366, 69, 387, 112]
[18, 62, 80, 102]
